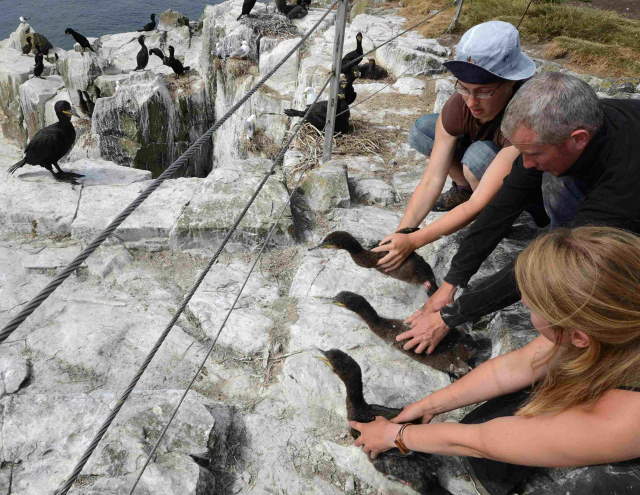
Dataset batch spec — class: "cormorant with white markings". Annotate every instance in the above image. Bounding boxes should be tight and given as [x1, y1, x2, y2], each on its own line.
[64, 28, 94, 52]
[135, 35, 149, 70]
[8, 100, 82, 184]
[138, 14, 156, 32]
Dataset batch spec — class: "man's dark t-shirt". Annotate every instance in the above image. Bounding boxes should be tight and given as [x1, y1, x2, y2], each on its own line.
[440, 98, 640, 327]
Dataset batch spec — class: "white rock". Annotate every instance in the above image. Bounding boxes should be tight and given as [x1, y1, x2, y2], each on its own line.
[350, 177, 396, 206]
[85, 245, 133, 279]
[21, 244, 82, 272]
[299, 161, 351, 213]
[434, 77, 455, 113]
[18, 74, 64, 139]
[259, 37, 301, 97]
[392, 76, 426, 95]
[0, 348, 29, 397]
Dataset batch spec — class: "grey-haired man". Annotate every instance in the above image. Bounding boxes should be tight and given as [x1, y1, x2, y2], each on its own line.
[400, 71, 640, 354]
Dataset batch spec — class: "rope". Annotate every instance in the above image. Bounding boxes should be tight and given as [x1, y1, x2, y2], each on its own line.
[0, 0, 339, 348]
[127, 75, 333, 493]
[341, 8, 445, 74]
[54, 73, 333, 495]
[517, 0, 536, 29]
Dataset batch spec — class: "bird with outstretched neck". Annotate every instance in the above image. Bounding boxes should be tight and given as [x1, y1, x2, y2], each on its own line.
[332, 291, 488, 377]
[237, 0, 258, 20]
[284, 90, 350, 134]
[135, 35, 149, 71]
[310, 230, 438, 294]
[138, 13, 156, 32]
[341, 32, 363, 76]
[65, 28, 94, 52]
[340, 69, 359, 106]
[166, 45, 190, 76]
[318, 348, 452, 495]
[8, 100, 83, 184]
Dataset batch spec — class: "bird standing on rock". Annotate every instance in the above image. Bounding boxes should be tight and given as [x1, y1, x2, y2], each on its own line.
[138, 13, 156, 32]
[341, 32, 363, 76]
[8, 100, 83, 184]
[286, 0, 310, 19]
[228, 40, 250, 60]
[166, 45, 190, 76]
[317, 349, 452, 495]
[33, 50, 44, 78]
[135, 35, 149, 70]
[237, 0, 257, 20]
[276, 0, 303, 16]
[310, 231, 438, 294]
[22, 36, 32, 55]
[65, 28, 94, 52]
[19, 16, 30, 24]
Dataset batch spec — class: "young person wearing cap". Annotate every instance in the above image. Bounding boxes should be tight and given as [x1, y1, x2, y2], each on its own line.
[401, 72, 640, 355]
[373, 21, 542, 273]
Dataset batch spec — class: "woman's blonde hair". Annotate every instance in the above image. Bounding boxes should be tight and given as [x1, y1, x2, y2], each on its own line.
[515, 226, 640, 416]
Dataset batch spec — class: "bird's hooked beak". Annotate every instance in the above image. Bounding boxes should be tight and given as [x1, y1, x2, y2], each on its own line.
[332, 299, 346, 308]
[63, 108, 81, 118]
[315, 351, 335, 371]
[308, 242, 336, 251]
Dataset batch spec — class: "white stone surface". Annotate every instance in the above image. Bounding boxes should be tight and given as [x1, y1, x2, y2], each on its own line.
[300, 161, 351, 213]
[0, 348, 29, 397]
[18, 75, 64, 139]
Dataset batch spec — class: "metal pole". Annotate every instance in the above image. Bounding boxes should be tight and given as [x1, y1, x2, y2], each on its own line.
[322, 0, 348, 163]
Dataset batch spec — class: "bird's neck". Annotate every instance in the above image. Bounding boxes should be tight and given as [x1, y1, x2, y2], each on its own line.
[356, 38, 362, 52]
[352, 301, 381, 327]
[343, 376, 369, 420]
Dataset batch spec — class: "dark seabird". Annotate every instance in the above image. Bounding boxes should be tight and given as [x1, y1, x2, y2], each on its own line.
[310, 231, 438, 294]
[135, 35, 149, 70]
[358, 58, 388, 80]
[77, 90, 89, 117]
[31, 33, 53, 56]
[318, 348, 452, 495]
[332, 291, 489, 376]
[64, 28, 95, 52]
[276, 0, 302, 16]
[166, 45, 190, 76]
[287, 0, 310, 19]
[82, 91, 95, 116]
[149, 47, 166, 63]
[341, 69, 359, 106]
[138, 13, 156, 32]
[284, 91, 350, 134]
[33, 51, 44, 78]
[341, 32, 363, 76]
[237, 0, 257, 20]
[8, 100, 82, 184]
[22, 36, 32, 55]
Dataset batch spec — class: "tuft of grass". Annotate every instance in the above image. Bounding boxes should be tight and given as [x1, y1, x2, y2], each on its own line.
[401, 0, 640, 76]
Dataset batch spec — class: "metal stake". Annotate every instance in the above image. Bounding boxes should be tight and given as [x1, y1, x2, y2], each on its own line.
[322, 0, 349, 163]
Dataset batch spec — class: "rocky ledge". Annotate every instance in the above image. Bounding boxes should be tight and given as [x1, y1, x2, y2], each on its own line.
[1, 1, 639, 494]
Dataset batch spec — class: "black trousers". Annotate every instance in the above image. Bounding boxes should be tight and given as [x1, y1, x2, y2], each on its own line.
[461, 389, 640, 495]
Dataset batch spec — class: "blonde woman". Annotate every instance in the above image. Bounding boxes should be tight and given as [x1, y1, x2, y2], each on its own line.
[351, 226, 640, 493]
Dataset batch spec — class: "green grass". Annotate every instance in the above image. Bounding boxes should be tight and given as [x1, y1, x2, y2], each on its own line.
[401, 0, 640, 77]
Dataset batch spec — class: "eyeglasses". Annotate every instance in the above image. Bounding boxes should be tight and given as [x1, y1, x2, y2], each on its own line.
[455, 80, 503, 100]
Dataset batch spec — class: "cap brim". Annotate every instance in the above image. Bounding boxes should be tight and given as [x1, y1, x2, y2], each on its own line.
[444, 61, 504, 84]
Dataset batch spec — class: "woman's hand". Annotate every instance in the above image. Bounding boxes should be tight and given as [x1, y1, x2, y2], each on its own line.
[392, 400, 435, 425]
[349, 417, 400, 459]
[371, 233, 417, 271]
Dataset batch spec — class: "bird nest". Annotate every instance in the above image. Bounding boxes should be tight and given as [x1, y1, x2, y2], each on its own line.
[239, 13, 299, 38]
[213, 57, 256, 79]
[241, 128, 282, 159]
[289, 120, 386, 177]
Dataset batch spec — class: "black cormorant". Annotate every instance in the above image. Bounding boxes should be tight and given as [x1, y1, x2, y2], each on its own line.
[77, 90, 89, 117]
[311, 231, 438, 293]
[284, 91, 350, 134]
[135, 35, 149, 70]
[83, 91, 95, 116]
[8, 100, 82, 184]
[237, 0, 258, 20]
[318, 348, 452, 495]
[276, 0, 302, 16]
[31, 33, 53, 56]
[341, 70, 359, 106]
[332, 291, 488, 376]
[358, 58, 388, 80]
[64, 28, 95, 52]
[138, 13, 156, 32]
[33, 51, 44, 78]
[22, 36, 32, 55]
[341, 32, 363, 75]
[166, 45, 190, 76]
[286, 0, 310, 19]
[149, 47, 166, 63]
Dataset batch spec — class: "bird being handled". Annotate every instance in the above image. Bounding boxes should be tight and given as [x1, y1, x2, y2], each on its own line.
[8, 100, 83, 184]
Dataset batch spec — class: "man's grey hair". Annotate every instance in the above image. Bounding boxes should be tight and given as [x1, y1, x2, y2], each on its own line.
[501, 72, 603, 143]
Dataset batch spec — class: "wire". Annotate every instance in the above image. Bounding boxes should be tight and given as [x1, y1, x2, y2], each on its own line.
[0, 0, 339, 348]
[517, 0, 536, 29]
[127, 75, 333, 494]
